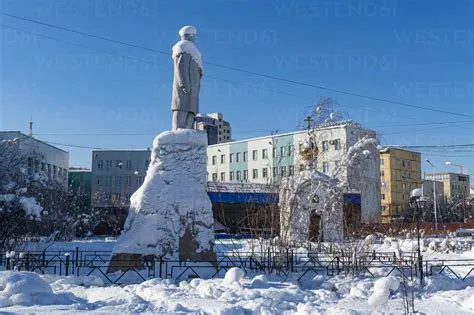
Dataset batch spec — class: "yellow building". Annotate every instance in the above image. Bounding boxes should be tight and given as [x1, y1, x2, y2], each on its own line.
[380, 147, 422, 223]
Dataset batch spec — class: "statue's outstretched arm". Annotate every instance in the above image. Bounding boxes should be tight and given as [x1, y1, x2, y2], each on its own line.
[177, 53, 191, 94]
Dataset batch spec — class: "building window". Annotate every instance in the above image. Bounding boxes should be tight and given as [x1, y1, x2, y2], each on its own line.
[273, 167, 278, 177]
[382, 194, 385, 200]
[230, 171, 234, 181]
[136, 176, 143, 184]
[41, 162, 46, 171]
[322, 141, 329, 152]
[287, 145, 293, 156]
[220, 172, 225, 181]
[98, 160, 104, 169]
[381, 170, 384, 177]
[273, 147, 277, 158]
[230, 153, 234, 163]
[280, 147, 285, 156]
[212, 173, 218, 181]
[262, 149, 268, 159]
[106, 160, 111, 169]
[116, 160, 123, 168]
[105, 176, 111, 186]
[243, 151, 247, 161]
[236, 152, 240, 163]
[105, 192, 111, 202]
[115, 176, 121, 186]
[252, 169, 258, 179]
[126, 176, 131, 186]
[280, 166, 286, 177]
[334, 139, 341, 150]
[380, 159, 384, 166]
[262, 168, 268, 178]
[252, 150, 258, 160]
[126, 160, 132, 169]
[289, 165, 294, 176]
[212, 156, 217, 165]
[236, 171, 241, 180]
[243, 170, 248, 180]
[97, 176, 103, 185]
[220, 154, 225, 164]
[402, 160, 406, 167]
[322, 162, 329, 173]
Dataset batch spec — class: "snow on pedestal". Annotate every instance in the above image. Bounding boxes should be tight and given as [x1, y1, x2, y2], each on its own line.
[108, 130, 216, 273]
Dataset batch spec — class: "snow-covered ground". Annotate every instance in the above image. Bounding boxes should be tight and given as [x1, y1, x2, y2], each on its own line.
[1, 237, 474, 314]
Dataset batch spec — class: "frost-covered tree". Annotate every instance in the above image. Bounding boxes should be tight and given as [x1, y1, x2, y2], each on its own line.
[0, 138, 88, 247]
[0, 138, 45, 249]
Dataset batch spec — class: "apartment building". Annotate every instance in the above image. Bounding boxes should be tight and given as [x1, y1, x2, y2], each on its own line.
[0, 131, 69, 187]
[207, 121, 381, 223]
[425, 172, 471, 202]
[379, 147, 422, 223]
[194, 112, 232, 145]
[91, 149, 150, 208]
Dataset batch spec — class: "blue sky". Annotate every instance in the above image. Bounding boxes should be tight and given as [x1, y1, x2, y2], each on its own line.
[1, 0, 473, 183]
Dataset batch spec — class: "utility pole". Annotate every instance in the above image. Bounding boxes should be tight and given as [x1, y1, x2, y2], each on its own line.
[304, 115, 313, 131]
[29, 118, 33, 137]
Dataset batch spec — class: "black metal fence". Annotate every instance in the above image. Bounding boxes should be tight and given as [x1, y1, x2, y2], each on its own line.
[1, 248, 473, 285]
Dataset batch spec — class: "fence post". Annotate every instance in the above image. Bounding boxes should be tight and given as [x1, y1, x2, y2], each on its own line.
[65, 254, 70, 276]
[336, 256, 340, 274]
[291, 250, 294, 273]
[25, 254, 30, 271]
[267, 248, 271, 272]
[75, 247, 79, 267]
[159, 256, 163, 278]
[6, 257, 10, 270]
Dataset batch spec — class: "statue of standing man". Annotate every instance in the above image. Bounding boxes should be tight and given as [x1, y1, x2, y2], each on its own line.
[171, 25, 203, 130]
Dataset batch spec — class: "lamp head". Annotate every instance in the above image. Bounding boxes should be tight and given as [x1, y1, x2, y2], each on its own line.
[445, 161, 452, 166]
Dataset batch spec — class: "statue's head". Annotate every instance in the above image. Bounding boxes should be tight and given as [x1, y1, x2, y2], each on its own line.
[179, 25, 197, 42]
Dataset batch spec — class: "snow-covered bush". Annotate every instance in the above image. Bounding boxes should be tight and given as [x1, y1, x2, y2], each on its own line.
[368, 276, 400, 308]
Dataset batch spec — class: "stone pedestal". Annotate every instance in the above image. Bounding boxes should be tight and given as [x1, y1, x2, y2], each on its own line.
[108, 130, 216, 273]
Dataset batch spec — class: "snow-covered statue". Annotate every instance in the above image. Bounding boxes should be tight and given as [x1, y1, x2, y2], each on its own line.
[171, 25, 203, 130]
[108, 26, 215, 274]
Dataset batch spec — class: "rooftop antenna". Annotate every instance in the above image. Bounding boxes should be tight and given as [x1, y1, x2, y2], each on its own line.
[29, 117, 33, 137]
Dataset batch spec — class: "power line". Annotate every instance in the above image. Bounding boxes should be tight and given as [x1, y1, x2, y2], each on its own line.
[5, 24, 473, 127]
[2, 11, 474, 119]
[43, 140, 103, 150]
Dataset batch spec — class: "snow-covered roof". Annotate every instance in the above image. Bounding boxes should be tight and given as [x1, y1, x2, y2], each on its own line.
[379, 146, 420, 154]
[0, 131, 68, 153]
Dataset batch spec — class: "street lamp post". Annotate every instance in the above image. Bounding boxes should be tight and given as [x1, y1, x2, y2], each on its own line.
[410, 188, 426, 285]
[425, 159, 438, 235]
[445, 161, 468, 223]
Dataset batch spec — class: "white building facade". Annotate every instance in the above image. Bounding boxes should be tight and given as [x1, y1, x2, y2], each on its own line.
[207, 121, 381, 223]
[0, 131, 69, 187]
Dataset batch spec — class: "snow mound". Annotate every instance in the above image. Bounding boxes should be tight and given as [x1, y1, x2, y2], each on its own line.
[224, 267, 245, 285]
[368, 276, 399, 308]
[0, 271, 80, 307]
[250, 275, 268, 288]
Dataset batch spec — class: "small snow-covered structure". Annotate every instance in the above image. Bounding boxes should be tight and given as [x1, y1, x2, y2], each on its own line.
[108, 130, 216, 272]
[279, 170, 342, 243]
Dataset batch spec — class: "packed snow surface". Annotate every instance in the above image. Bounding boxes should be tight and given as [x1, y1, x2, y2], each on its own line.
[0, 270, 473, 314]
